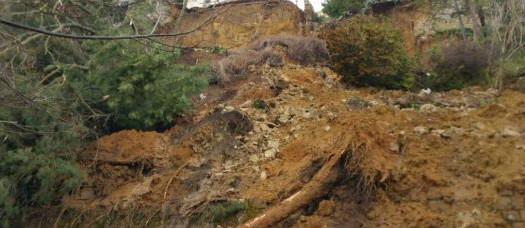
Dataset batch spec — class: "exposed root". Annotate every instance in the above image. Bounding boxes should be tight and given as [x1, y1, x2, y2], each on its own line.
[238, 149, 345, 228]
[239, 120, 397, 228]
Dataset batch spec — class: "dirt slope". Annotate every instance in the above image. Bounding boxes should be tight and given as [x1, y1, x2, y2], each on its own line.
[55, 53, 525, 227]
[164, 0, 305, 48]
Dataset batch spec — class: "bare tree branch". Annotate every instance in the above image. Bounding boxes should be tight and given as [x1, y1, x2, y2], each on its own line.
[0, 12, 216, 40]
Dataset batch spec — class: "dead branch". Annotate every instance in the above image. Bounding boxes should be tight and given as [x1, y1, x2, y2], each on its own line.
[239, 148, 347, 228]
[0, 9, 217, 41]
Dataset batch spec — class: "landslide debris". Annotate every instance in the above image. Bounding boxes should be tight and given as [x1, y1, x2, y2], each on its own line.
[58, 58, 525, 227]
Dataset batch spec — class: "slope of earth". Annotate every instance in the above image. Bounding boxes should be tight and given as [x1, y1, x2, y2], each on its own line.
[163, 0, 305, 48]
[50, 57, 525, 227]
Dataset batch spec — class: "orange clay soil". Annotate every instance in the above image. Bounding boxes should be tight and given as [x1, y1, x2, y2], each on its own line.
[41, 64, 525, 228]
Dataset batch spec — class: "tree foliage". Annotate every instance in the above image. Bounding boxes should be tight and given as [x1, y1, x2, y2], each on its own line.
[73, 41, 208, 131]
[0, 0, 209, 226]
[322, 0, 366, 18]
[320, 15, 415, 89]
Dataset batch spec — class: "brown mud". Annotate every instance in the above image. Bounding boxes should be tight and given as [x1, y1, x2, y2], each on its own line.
[45, 61, 525, 228]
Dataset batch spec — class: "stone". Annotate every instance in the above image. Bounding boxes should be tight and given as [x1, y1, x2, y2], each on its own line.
[345, 98, 372, 111]
[421, 104, 439, 112]
[431, 129, 445, 135]
[324, 125, 331, 132]
[501, 128, 521, 137]
[264, 148, 278, 158]
[303, 111, 315, 119]
[419, 88, 432, 96]
[240, 100, 253, 108]
[414, 126, 428, 135]
[390, 142, 400, 153]
[267, 140, 279, 149]
[260, 171, 267, 180]
[502, 211, 520, 222]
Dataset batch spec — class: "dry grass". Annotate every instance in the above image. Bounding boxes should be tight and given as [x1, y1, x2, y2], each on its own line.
[249, 35, 329, 65]
[213, 35, 329, 83]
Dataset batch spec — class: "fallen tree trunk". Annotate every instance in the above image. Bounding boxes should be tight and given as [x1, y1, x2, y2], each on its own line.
[238, 149, 347, 228]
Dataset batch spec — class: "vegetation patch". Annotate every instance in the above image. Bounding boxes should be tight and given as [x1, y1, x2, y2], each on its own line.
[320, 15, 415, 90]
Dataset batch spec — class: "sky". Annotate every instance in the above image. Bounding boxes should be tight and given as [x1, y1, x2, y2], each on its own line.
[290, 0, 325, 12]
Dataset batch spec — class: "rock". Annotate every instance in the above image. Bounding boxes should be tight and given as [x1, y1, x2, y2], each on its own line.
[267, 140, 279, 149]
[260, 171, 267, 180]
[264, 148, 278, 158]
[501, 128, 521, 137]
[324, 125, 331, 132]
[414, 126, 428, 135]
[303, 111, 315, 119]
[502, 211, 520, 222]
[419, 88, 432, 96]
[249, 155, 259, 163]
[326, 111, 337, 121]
[345, 98, 372, 111]
[421, 104, 438, 112]
[431, 129, 445, 135]
[390, 142, 400, 153]
[240, 100, 253, 108]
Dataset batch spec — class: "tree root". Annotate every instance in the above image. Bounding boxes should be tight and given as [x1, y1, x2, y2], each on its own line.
[238, 149, 347, 228]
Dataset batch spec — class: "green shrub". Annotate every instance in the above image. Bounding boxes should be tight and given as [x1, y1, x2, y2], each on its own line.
[420, 42, 490, 91]
[74, 42, 208, 131]
[1, 74, 87, 227]
[322, 0, 366, 18]
[320, 15, 415, 89]
[209, 201, 247, 223]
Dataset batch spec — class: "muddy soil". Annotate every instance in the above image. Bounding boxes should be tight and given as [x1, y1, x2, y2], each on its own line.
[44, 56, 524, 228]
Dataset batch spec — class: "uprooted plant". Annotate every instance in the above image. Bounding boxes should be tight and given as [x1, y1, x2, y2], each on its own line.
[213, 35, 329, 83]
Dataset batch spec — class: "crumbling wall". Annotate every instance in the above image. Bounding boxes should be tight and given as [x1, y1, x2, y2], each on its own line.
[168, 1, 305, 48]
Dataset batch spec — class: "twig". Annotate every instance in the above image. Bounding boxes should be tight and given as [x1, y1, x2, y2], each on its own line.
[163, 161, 190, 199]
[0, 12, 217, 40]
[149, 1, 162, 35]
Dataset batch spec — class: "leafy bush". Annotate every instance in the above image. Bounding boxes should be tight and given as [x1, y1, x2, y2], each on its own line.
[320, 15, 415, 89]
[1, 74, 87, 227]
[73, 42, 208, 131]
[420, 42, 490, 91]
[323, 0, 366, 18]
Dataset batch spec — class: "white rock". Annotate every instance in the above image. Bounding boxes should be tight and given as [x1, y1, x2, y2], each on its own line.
[260, 171, 267, 180]
[501, 128, 521, 137]
[414, 126, 427, 135]
[431, 129, 445, 135]
[420, 88, 432, 95]
[240, 100, 253, 108]
[324, 125, 331, 132]
[264, 148, 277, 158]
[267, 140, 279, 149]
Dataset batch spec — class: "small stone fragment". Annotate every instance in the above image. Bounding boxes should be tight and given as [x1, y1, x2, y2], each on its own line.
[501, 128, 521, 137]
[260, 171, 267, 180]
[414, 126, 427, 135]
[264, 148, 277, 158]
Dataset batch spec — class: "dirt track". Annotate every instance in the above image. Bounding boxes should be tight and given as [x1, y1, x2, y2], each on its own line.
[58, 64, 525, 227]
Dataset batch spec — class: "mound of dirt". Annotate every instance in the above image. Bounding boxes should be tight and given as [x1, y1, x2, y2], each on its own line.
[56, 62, 524, 227]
